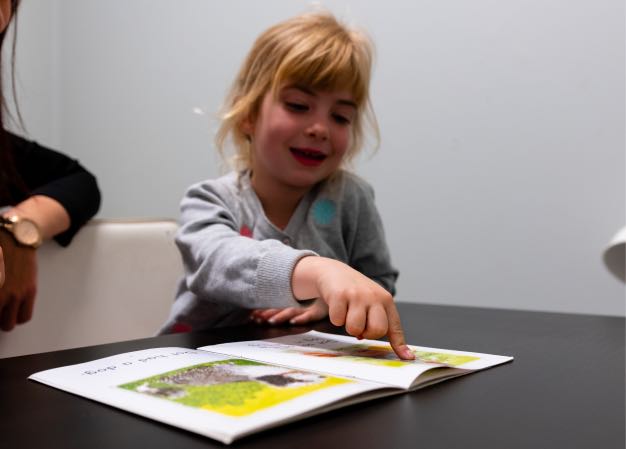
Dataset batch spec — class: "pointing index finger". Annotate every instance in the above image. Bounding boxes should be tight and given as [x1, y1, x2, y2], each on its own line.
[385, 303, 415, 360]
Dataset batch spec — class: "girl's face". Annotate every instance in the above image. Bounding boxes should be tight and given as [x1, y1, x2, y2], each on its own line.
[245, 84, 356, 192]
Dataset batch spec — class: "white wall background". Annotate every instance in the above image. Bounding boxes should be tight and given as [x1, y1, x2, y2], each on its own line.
[6, 0, 624, 316]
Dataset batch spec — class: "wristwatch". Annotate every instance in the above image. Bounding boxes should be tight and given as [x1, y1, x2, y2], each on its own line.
[0, 215, 43, 248]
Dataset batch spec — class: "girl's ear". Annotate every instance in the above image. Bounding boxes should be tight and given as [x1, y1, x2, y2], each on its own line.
[240, 116, 254, 141]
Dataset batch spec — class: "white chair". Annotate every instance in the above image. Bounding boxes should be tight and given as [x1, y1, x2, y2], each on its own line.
[0, 219, 182, 358]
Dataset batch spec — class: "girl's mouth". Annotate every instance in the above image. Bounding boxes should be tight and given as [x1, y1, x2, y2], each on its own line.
[290, 148, 327, 167]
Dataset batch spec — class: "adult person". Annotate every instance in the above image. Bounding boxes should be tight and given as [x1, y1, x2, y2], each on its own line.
[0, 0, 101, 331]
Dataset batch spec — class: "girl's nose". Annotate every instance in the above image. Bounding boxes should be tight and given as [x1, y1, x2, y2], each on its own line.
[305, 120, 329, 141]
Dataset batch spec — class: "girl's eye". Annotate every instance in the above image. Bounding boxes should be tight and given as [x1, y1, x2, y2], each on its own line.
[285, 102, 309, 112]
[332, 113, 351, 125]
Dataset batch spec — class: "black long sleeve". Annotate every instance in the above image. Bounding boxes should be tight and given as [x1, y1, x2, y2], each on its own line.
[7, 132, 101, 246]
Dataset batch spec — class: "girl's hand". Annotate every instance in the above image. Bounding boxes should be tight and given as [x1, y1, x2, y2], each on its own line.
[250, 299, 328, 326]
[0, 231, 38, 331]
[292, 256, 415, 360]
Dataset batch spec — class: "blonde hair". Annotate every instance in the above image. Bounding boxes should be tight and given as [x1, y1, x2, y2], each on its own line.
[215, 11, 379, 171]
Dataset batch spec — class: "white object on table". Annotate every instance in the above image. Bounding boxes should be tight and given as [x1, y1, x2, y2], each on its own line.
[603, 226, 626, 283]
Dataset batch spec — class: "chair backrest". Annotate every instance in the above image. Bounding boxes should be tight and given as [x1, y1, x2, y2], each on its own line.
[0, 219, 183, 358]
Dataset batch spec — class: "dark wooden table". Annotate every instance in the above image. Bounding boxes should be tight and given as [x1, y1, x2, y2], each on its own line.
[1, 303, 624, 448]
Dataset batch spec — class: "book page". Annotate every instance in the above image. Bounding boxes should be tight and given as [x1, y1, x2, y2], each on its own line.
[200, 331, 513, 390]
[29, 347, 386, 444]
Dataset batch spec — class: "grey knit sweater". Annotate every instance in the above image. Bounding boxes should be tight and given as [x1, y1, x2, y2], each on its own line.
[159, 170, 398, 332]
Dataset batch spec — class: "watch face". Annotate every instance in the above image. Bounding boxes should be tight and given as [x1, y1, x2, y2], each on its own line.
[14, 219, 41, 247]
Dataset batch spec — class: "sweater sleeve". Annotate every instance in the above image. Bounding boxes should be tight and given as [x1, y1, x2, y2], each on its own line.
[345, 177, 399, 295]
[10, 133, 101, 246]
[176, 181, 315, 310]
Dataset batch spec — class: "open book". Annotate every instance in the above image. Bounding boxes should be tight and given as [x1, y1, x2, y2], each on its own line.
[29, 331, 513, 444]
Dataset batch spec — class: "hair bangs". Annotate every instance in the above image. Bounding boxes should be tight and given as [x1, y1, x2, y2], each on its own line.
[271, 32, 369, 107]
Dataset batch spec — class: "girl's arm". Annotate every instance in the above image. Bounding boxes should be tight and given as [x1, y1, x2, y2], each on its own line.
[176, 182, 316, 311]
[259, 175, 411, 360]
[291, 256, 414, 360]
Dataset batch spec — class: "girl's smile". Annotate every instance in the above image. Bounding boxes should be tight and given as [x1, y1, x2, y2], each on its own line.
[289, 147, 327, 167]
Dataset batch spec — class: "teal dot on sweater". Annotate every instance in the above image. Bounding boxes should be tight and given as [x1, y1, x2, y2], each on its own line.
[312, 199, 336, 225]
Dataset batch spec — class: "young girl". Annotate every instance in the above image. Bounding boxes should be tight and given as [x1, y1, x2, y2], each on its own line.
[161, 11, 414, 360]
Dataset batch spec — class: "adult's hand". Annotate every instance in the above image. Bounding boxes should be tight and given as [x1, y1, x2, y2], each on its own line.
[0, 245, 4, 288]
[0, 195, 70, 331]
[0, 230, 37, 331]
